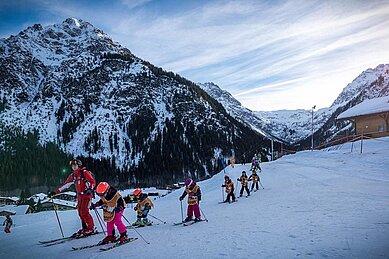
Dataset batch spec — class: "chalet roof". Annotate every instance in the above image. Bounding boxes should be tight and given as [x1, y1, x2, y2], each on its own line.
[41, 198, 77, 208]
[29, 193, 48, 203]
[0, 205, 31, 215]
[0, 196, 20, 202]
[337, 96, 389, 120]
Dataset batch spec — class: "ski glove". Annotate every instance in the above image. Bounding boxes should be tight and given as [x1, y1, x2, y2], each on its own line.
[89, 203, 96, 210]
[179, 197, 183, 201]
[134, 206, 138, 211]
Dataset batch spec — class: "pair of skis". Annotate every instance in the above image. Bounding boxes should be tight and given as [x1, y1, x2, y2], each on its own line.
[218, 199, 238, 204]
[173, 219, 206, 226]
[39, 231, 99, 247]
[71, 237, 138, 251]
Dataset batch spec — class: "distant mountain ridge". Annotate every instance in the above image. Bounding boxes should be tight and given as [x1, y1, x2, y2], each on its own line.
[200, 64, 389, 147]
[0, 18, 273, 190]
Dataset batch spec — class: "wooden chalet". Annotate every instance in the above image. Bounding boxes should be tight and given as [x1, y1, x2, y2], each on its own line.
[0, 197, 20, 206]
[337, 96, 389, 138]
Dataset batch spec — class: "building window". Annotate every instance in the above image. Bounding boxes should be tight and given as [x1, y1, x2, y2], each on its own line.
[378, 125, 384, 133]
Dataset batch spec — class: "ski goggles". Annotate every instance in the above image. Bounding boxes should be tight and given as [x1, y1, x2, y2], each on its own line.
[69, 160, 79, 166]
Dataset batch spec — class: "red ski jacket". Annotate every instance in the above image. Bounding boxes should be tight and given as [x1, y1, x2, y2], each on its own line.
[55, 167, 95, 199]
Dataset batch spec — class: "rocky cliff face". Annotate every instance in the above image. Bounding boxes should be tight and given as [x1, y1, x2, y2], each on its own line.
[0, 18, 271, 188]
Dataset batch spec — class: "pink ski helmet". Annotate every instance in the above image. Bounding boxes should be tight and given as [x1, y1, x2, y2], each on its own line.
[185, 178, 193, 186]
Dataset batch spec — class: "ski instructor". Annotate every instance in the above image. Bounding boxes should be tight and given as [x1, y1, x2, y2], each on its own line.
[48, 159, 96, 237]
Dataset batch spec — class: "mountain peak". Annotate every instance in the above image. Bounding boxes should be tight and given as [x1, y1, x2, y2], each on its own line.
[63, 17, 82, 27]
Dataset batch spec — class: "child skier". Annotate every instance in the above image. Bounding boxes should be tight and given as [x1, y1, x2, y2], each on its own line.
[251, 154, 262, 171]
[237, 171, 250, 197]
[179, 178, 202, 222]
[249, 169, 260, 191]
[48, 159, 96, 237]
[89, 182, 127, 244]
[132, 189, 154, 227]
[221, 175, 236, 203]
[3, 215, 12, 233]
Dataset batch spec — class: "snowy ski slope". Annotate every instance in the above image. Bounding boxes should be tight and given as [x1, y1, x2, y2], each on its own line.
[0, 137, 388, 258]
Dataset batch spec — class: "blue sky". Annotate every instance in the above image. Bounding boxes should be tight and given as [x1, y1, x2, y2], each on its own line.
[1, 0, 389, 111]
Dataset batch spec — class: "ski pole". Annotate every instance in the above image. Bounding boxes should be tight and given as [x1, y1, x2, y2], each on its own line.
[148, 214, 166, 224]
[180, 200, 184, 222]
[95, 207, 105, 227]
[199, 207, 208, 222]
[122, 214, 150, 244]
[51, 198, 64, 238]
[94, 208, 106, 235]
[259, 181, 265, 189]
[222, 186, 224, 202]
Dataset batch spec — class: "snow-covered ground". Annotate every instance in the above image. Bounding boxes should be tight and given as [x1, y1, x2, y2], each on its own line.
[1, 137, 389, 258]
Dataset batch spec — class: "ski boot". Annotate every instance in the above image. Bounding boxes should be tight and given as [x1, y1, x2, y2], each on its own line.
[101, 235, 116, 244]
[184, 216, 192, 223]
[194, 217, 202, 222]
[71, 229, 84, 238]
[132, 218, 143, 226]
[117, 232, 128, 243]
[81, 228, 95, 236]
[142, 218, 152, 226]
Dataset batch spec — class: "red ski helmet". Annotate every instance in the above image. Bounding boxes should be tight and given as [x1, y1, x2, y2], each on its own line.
[133, 188, 142, 196]
[96, 182, 109, 196]
[185, 178, 193, 186]
[69, 159, 82, 167]
[224, 175, 230, 180]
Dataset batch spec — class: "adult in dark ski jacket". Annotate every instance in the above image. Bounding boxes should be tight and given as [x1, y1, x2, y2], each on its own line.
[179, 178, 202, 222]
[49, 159, 96, 237]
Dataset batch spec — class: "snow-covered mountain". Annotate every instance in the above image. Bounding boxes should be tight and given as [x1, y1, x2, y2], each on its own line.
[201, 64, 389, 146]
[1, 137, 388, 258]
[254, 108, 334, 144]
[198, 82, 277, 140]
[0, 18, 271, 188]
[296, 64, 389, 148]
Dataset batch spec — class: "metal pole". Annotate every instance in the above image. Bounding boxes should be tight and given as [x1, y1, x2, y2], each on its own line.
[199, 207, 208, 222]
[51, 198, 64, 238]
[148, 214, 166, 224]
[94, 209, 106, 235]
[122, 214, 150, 244]
[311, 105, 316, 151]
[360, 128, 364, 154]
[271, 139, 274, 161]
[180, 200, 184, 222]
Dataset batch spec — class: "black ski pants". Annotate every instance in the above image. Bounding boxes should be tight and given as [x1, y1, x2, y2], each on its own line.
[240, 186, 250, 196]
[225, 192, 236, 202]
[251, 182, 259, 191]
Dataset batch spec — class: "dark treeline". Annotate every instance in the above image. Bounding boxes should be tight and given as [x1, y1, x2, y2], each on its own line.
[0, 125, 73, 191]
[0, 120, 271, 193]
